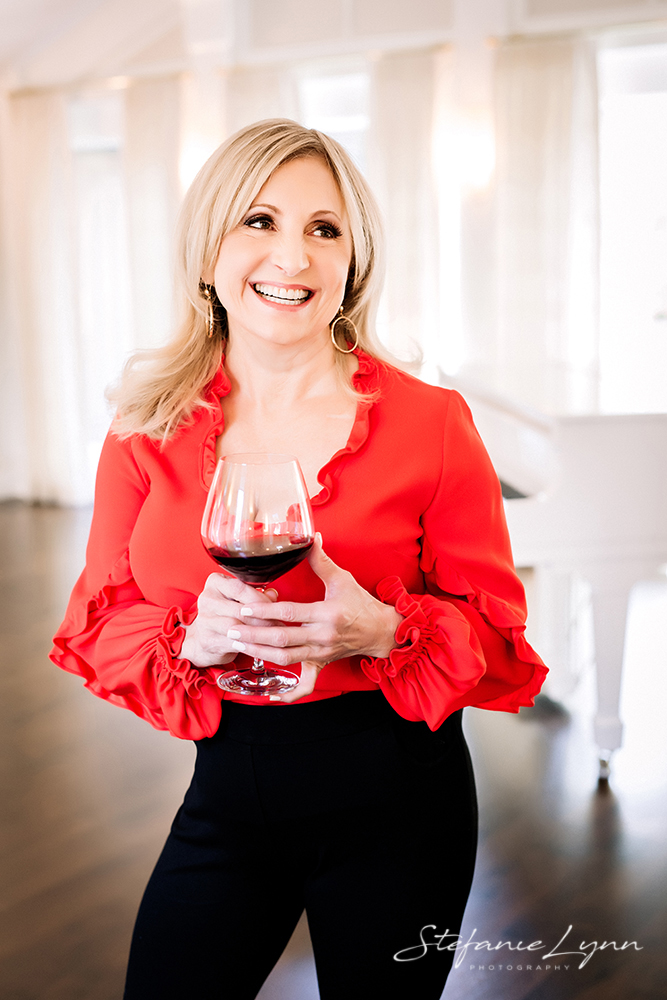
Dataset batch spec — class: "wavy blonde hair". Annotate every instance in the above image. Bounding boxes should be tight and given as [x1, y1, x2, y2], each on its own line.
[110, 118, 389, 440]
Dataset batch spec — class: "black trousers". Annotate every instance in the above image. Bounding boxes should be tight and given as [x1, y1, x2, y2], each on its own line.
[123, 691, 478, 1000]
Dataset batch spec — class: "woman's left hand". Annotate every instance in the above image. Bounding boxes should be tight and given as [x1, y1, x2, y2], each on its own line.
[225, 533, 403, 703]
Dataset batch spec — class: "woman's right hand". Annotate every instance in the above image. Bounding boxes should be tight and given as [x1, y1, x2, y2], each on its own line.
[180, 574, 279, 668]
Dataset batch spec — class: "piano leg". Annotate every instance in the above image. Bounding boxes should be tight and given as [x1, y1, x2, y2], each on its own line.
[598, 750, 612, 783]
[587, 567, 637, 783]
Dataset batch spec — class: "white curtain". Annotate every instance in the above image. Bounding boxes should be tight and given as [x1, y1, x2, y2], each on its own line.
[3, 91, 91, 504]
[493, 37, 600, 414]
[124, 77, 182, 350]
[0, 91, 30, 499]
[0, 77, 183, 505]
[367, 49, 440, 365]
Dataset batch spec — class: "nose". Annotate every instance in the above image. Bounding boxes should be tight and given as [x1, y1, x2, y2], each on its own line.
[271, 230, 309, 276]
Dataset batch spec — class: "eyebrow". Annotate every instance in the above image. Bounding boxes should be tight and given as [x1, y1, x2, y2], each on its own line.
[248, 202, 343, 223]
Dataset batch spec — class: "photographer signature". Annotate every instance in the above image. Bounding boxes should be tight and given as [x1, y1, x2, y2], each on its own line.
[393, 924, 643, 969]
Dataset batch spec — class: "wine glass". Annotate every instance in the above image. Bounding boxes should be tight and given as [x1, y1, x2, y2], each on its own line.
[201, 453, 315, 695]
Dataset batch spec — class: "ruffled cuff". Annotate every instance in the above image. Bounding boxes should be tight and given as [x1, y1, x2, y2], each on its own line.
[360, 575, 548, 730]
[158, 605, 197, 668]
[151, 605, 226, 738]
[155, 605, 208, 693]
[360, 576, 487, 730]
[50, 555, 224, 740]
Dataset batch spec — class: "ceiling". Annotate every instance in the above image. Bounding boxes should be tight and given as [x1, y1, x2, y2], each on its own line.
[3, 0, 667, 92]
[0, 0, 100, 70]
[0, 0, 181, 90]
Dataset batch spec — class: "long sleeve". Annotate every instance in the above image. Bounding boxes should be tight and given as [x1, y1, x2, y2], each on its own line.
[50, 428, 223, 740]
[360, 390, 547, 730]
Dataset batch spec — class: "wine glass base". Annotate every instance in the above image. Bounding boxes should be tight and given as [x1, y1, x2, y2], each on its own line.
[216, 668, 299, 696]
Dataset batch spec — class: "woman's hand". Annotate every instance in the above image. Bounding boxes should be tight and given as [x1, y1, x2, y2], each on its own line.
[223, 534, 403, 703]
[180, 575, 279, 668]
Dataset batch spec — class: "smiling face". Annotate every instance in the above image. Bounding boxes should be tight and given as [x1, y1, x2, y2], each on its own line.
[208, 156, 353, 351]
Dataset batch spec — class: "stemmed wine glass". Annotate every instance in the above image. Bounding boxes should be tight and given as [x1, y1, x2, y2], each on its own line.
[201, 454, 315, 695]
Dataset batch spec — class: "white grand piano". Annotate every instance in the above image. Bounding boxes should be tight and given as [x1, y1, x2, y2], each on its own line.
[440, 372, 667, 780]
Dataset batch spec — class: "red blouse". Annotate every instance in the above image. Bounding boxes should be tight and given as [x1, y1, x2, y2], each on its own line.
[51, 351, 547, 740]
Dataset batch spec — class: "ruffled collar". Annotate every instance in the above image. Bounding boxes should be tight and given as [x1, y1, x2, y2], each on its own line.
[312, 349, 380, 505]
[198, 348, 382, 504]
[199, 361, 230, 492]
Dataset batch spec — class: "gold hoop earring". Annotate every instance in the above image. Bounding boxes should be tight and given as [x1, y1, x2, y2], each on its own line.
[330, 307, 359, 354]
[200, 282, 215, 339]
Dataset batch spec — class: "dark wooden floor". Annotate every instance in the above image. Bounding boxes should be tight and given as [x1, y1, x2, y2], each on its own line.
[0, 500, 664, 999]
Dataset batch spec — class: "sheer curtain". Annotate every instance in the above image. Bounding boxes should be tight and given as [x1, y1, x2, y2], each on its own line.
[367, 48, 440, 364]
[0, 91, 29, 499]
[0, 78, 183, 505]
[124, 77, 182, 351]
[493, 36, 600, 415]
[5, 91, 91, 504]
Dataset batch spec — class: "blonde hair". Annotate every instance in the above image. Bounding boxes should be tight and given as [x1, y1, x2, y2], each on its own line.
[110, 118, 389, 440]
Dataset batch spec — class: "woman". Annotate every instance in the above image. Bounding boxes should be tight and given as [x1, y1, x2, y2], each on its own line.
[51, 119, 547, 999]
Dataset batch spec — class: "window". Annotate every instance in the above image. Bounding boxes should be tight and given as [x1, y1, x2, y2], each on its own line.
[598, 43, 667, 413]
[297, 70, 370, 170]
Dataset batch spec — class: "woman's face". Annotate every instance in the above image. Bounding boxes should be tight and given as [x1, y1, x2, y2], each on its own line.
[209, 156, 353, 350]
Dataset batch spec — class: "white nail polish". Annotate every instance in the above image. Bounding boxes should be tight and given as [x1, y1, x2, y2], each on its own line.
[227, 629, 241, 639]
[231, 640, 246, 652]
[240, 607, 253, 616]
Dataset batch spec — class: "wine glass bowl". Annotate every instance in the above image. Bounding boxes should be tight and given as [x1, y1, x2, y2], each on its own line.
[201, 454, 315, 695]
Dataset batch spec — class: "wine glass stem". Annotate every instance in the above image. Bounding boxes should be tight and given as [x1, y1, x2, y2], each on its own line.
[250, 585, 267, 673]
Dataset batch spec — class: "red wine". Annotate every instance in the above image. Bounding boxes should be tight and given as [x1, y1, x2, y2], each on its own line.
[205, 538, 313, 585]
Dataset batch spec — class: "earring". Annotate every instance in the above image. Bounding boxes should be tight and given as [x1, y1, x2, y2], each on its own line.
[200, 282, 215, 338]
[330, 307, 359, 354]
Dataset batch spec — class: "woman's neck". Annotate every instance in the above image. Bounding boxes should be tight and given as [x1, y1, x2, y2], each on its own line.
[223, 329, 354, 407]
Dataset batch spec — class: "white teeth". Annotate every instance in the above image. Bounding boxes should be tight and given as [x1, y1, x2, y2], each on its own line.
[253, 283, 310, 303]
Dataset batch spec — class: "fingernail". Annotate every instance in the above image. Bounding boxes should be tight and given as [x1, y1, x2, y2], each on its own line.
[240, 607, 253, 616]
[315, 531, 322, 545]
[231, 640, 246, 652]
[227, 629, 241, 639]
[269, 695, 281, 702]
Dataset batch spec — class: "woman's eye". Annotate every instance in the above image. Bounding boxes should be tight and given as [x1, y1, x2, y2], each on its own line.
[311, 222, 342, 239]
[244, 215, 273, 230]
